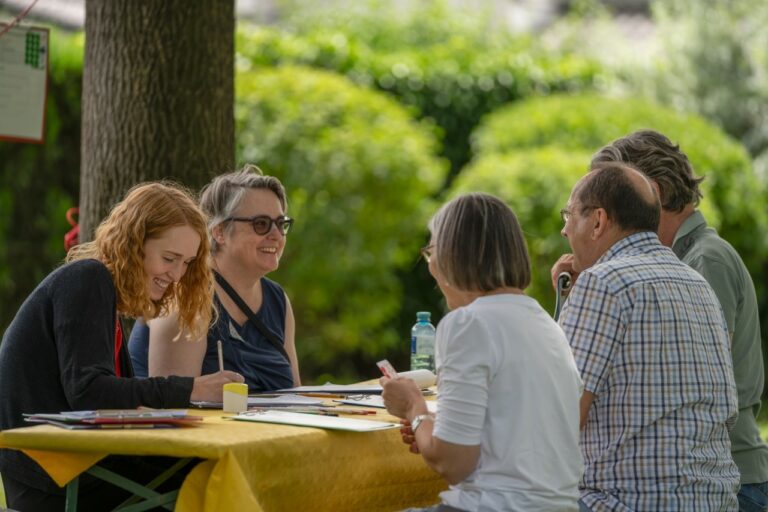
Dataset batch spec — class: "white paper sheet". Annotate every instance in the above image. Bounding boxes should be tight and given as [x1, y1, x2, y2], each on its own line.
[233, 410, 400, 432]
[336, 395, 438, 413]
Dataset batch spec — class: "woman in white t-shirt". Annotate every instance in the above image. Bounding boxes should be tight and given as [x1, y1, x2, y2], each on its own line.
[382, 192, 583, 512]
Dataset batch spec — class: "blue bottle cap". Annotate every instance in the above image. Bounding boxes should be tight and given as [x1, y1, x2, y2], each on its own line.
[416, 311, 431, 322]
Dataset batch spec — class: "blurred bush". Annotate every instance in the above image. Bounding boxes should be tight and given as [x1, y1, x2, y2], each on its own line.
[0, 31, 83, 327]
[646, 0, 768, 179]
[458, 93, 767, 316]
[236, 66, 447, 381]
[236, 9, 602, 184]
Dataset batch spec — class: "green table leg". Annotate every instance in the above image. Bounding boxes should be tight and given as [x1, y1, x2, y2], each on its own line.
[62, 458, 193, 511]
[65, 476, 79, 512]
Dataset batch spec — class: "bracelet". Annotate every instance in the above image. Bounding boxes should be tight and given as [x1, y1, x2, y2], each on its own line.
[410, 413, 433, 433]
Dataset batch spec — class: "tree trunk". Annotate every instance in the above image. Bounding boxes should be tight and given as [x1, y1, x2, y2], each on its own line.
[80, 0, 235, 241]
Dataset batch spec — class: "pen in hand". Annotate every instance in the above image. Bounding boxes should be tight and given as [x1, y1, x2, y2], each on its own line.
[217, 339, 224, 372]
[377, 359, 399, 380]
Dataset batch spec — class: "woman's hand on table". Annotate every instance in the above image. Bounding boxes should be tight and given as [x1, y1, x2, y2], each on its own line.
[190, 371, 244, 402]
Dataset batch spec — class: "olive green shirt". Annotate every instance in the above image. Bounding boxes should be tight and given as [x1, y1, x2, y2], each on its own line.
[673, 210, 768, 484]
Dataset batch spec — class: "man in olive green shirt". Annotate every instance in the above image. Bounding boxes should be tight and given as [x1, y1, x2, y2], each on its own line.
[592, 129, 768, 511]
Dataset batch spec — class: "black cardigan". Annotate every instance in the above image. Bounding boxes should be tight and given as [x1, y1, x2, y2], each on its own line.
[0, 259, 194, 493]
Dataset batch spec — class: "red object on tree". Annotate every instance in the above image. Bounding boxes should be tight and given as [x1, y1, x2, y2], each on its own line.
[64, 207, 79, 252]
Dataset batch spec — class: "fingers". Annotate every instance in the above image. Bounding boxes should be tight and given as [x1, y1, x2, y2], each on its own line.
[221, 370, 244, 383]
[208, 371, 243, 383]
[551, 254, 575, 289]
[191, 372, 245, 402]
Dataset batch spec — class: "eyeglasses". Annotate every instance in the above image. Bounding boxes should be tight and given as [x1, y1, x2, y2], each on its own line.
[226, 215, 294, 235]
[420, 244, 434, 263]
[560, 205, 597, 224]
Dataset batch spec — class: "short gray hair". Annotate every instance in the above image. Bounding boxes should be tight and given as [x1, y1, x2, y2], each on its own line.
[200, 164, 287, 253]
[429, 193, 531, 292]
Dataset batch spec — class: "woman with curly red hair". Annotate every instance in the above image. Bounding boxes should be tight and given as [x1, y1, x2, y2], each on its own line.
[0, 182, 243, 511]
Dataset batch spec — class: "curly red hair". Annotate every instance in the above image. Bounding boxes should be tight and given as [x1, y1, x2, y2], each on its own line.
[67, 182, 213, 339]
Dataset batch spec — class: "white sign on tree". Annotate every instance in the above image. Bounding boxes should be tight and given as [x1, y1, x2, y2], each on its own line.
[0, 24, 49, 143]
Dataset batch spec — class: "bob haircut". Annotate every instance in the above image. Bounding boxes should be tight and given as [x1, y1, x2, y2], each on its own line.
[199, 164, 288, 254]
[429, 192, 531, 292]
[67, 182, 213, 340]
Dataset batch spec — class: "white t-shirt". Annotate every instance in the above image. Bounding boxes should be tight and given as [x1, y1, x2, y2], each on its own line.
[434, 294, 583, 512]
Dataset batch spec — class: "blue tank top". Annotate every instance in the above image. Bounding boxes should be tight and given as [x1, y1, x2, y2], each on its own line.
[128, 320, 149, 377]
[128, 278, 294, 392]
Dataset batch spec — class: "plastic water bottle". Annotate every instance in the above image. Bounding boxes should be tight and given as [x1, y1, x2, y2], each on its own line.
[410, 311, 436, 372]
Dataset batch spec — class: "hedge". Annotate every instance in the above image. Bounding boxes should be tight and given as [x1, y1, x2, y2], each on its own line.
[236, 24, 603, 182]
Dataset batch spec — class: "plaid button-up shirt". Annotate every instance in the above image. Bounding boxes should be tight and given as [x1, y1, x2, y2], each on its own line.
[560, 231, 739, 511]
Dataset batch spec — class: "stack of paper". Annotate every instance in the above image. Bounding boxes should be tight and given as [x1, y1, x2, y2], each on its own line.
[234, 410, 399, 432]
[23, 409, 202, 430]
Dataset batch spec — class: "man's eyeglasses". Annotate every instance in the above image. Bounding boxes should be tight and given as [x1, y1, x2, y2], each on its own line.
[420, 244, 434, 263]
[226, 215, 294, 235]
[560, 205, 596, 224]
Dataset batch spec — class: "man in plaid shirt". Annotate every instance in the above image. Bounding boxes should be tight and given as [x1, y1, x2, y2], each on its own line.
[554, 163, 739, 511]
[592, 130, 768, 512]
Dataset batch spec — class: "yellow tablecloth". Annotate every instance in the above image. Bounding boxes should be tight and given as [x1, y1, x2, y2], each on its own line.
[0, 410, 446, 511]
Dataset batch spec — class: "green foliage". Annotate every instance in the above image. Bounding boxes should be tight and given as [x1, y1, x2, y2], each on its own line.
[646, 0, 768, 177]
[235, 66, 447, 380]
[236, 20, 603, 182]
[461, 93, 767, 315]
[0, 30, 83, 326]
[275, 0, 497, 52]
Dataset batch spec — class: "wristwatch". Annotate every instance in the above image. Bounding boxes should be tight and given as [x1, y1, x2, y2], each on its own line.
[411, 413, 433, 433]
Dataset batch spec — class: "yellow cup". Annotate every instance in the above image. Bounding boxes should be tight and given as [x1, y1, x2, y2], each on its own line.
[223, 382, 248, 413]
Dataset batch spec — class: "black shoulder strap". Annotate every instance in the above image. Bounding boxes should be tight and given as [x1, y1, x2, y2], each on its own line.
[213, 270, 290, 364]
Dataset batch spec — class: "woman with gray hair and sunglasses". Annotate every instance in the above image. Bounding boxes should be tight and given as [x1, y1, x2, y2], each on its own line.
[382, 193, 583, 511]
[129, 165, 301, 391]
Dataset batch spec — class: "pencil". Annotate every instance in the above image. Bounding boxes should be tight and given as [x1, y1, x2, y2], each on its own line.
[298, 393, 346, 399]
[217, 339, 224, 372]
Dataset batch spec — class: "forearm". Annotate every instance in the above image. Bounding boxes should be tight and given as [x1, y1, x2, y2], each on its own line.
[147, 316, 206, 377]
[67, 370, 194, 409]
[408, 405, 479, 485]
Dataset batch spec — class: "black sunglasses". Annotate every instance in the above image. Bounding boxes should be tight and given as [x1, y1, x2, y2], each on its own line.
[226, 215, 294, 235]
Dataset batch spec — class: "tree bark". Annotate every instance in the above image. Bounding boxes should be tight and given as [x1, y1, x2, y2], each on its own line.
[80, 0, 234, 241]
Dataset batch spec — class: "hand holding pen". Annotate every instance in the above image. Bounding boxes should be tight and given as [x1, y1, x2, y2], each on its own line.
[378, 359, 427, 420]
[190, 340, 244, 402]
